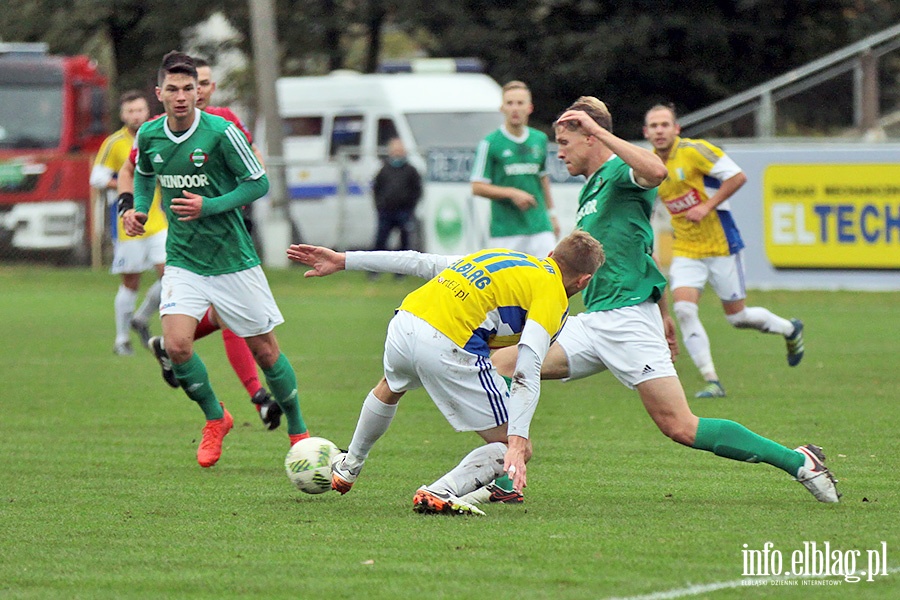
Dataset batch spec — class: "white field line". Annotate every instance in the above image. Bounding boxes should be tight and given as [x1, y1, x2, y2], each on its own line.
[607, 566, 900, 600]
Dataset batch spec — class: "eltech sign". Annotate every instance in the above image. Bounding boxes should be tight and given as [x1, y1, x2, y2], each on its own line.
[763, 164, 900, 269]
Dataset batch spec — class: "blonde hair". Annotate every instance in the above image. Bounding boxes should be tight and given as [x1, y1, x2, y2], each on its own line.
[502, 80, 530, 93]
[555, 96, 613, 133]
[552, 229, 604, 277]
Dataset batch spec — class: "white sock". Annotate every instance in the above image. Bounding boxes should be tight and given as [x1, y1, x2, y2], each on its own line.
[134, 279, 162, 324]
[673, 301, 718, 381]
[346, 390, 398, 471]
[114, 285, 138, 344]
[428, 442, 507, 497]
[726, 307, 793, 336]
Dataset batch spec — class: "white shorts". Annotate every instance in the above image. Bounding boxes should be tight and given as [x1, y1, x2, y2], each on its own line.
[555, 302, 677, 389]
[160, 265, 284, 337]
[669, 253, 746, 302]
[383, 310, 509, 432]
[111, 231, 167, 274]
[488, 231, 556, 258]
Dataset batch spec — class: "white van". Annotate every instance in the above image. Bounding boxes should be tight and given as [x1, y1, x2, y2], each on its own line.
[264, 70, 504, 250]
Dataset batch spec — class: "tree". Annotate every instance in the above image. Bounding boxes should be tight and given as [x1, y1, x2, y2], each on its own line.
[0, 1, 219, 106]
[219, 0, 397, 76]
[4, 0, 896, 137]
[394, 0, 898, 136]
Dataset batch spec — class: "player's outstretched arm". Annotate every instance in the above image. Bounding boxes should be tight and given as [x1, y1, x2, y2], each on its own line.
[287, 244, 347, 277]
[289, 244, 459, 280]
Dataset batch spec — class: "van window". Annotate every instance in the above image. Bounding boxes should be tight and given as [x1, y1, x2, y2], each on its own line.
[377, 118, 398, 149]
[405, 112, 499, 149]
[284, 116, 323, 137]
[330, 114, 363, 158]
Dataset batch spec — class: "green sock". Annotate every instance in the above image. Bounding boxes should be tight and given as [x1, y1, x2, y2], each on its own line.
[493, 473, 514, 492]
[172, 353, 223, 420]
[495, 376, 513, 491]
[263, 353, 307, 435]
[493, 376, 514, 491]
[693, 418, 804, 476]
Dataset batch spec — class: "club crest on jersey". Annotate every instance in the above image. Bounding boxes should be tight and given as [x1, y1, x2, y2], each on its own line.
[190, 148, 208, 168]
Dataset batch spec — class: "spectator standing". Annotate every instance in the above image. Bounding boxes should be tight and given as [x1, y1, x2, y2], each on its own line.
[372, 137, 422, 255]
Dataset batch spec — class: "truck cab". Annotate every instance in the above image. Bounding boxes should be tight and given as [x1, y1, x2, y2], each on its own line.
[0, 43, 107, 264]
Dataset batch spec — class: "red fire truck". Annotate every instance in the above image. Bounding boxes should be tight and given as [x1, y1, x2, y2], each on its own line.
[0, 42, 108, 263]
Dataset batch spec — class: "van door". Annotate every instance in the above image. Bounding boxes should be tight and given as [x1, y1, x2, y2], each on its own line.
[329, 113, 379, 248]
[285, 113, 380, 249]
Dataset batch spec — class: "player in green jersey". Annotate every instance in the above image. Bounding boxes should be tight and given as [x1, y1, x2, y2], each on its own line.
[122, 51, 309, 468]
[471, 81, 560, 257]
[116, 58, 283, 431]
[491, 96, 840, 504]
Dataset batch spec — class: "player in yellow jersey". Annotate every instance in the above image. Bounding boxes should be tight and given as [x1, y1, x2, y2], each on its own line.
[287, 230, 603, 515]
[90, 90, 166, 355]
[643, 104, 804, 398]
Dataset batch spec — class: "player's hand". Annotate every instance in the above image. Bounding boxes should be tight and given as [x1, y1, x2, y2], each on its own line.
[550, 213, 561, 237]
[555, 109, 601, 137]
[684, 203, 711, 223]
[504, 435, 532, 492]
[170, 190, 205, 221]
[662, 314, 679, 359]
[122, 210, 147, 237]
[286, 244, 347, 277]
[509, 189, 538, 211]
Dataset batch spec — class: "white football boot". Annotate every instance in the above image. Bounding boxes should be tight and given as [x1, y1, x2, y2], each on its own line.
[794, 444, 840, 503]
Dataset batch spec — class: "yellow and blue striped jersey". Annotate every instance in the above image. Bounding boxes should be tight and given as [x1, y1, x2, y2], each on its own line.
[398, 249, 569, 357]
[92, 126, 166, 241]
[655, 136, 744, 258]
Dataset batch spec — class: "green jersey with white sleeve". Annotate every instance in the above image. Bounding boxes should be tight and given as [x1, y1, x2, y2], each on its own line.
[471, 126, 553, 237]
[135, 109, 265, 276]
[576, 155, 667, 312]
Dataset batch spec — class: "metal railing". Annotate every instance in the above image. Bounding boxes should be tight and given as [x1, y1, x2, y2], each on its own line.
[680, 22, 900, 138]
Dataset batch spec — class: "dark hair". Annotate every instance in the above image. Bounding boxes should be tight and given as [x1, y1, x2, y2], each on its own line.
[119, 89, 146, 106]
[645, 102, 678, 123]
[157, 51, 197, 86]
[192, 56, 210, 69]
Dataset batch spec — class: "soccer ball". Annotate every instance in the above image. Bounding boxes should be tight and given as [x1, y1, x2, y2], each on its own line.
[285, 436, 340, 494]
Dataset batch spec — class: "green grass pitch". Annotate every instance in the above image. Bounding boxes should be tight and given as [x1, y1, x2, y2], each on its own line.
[1, 266, 897, 599]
